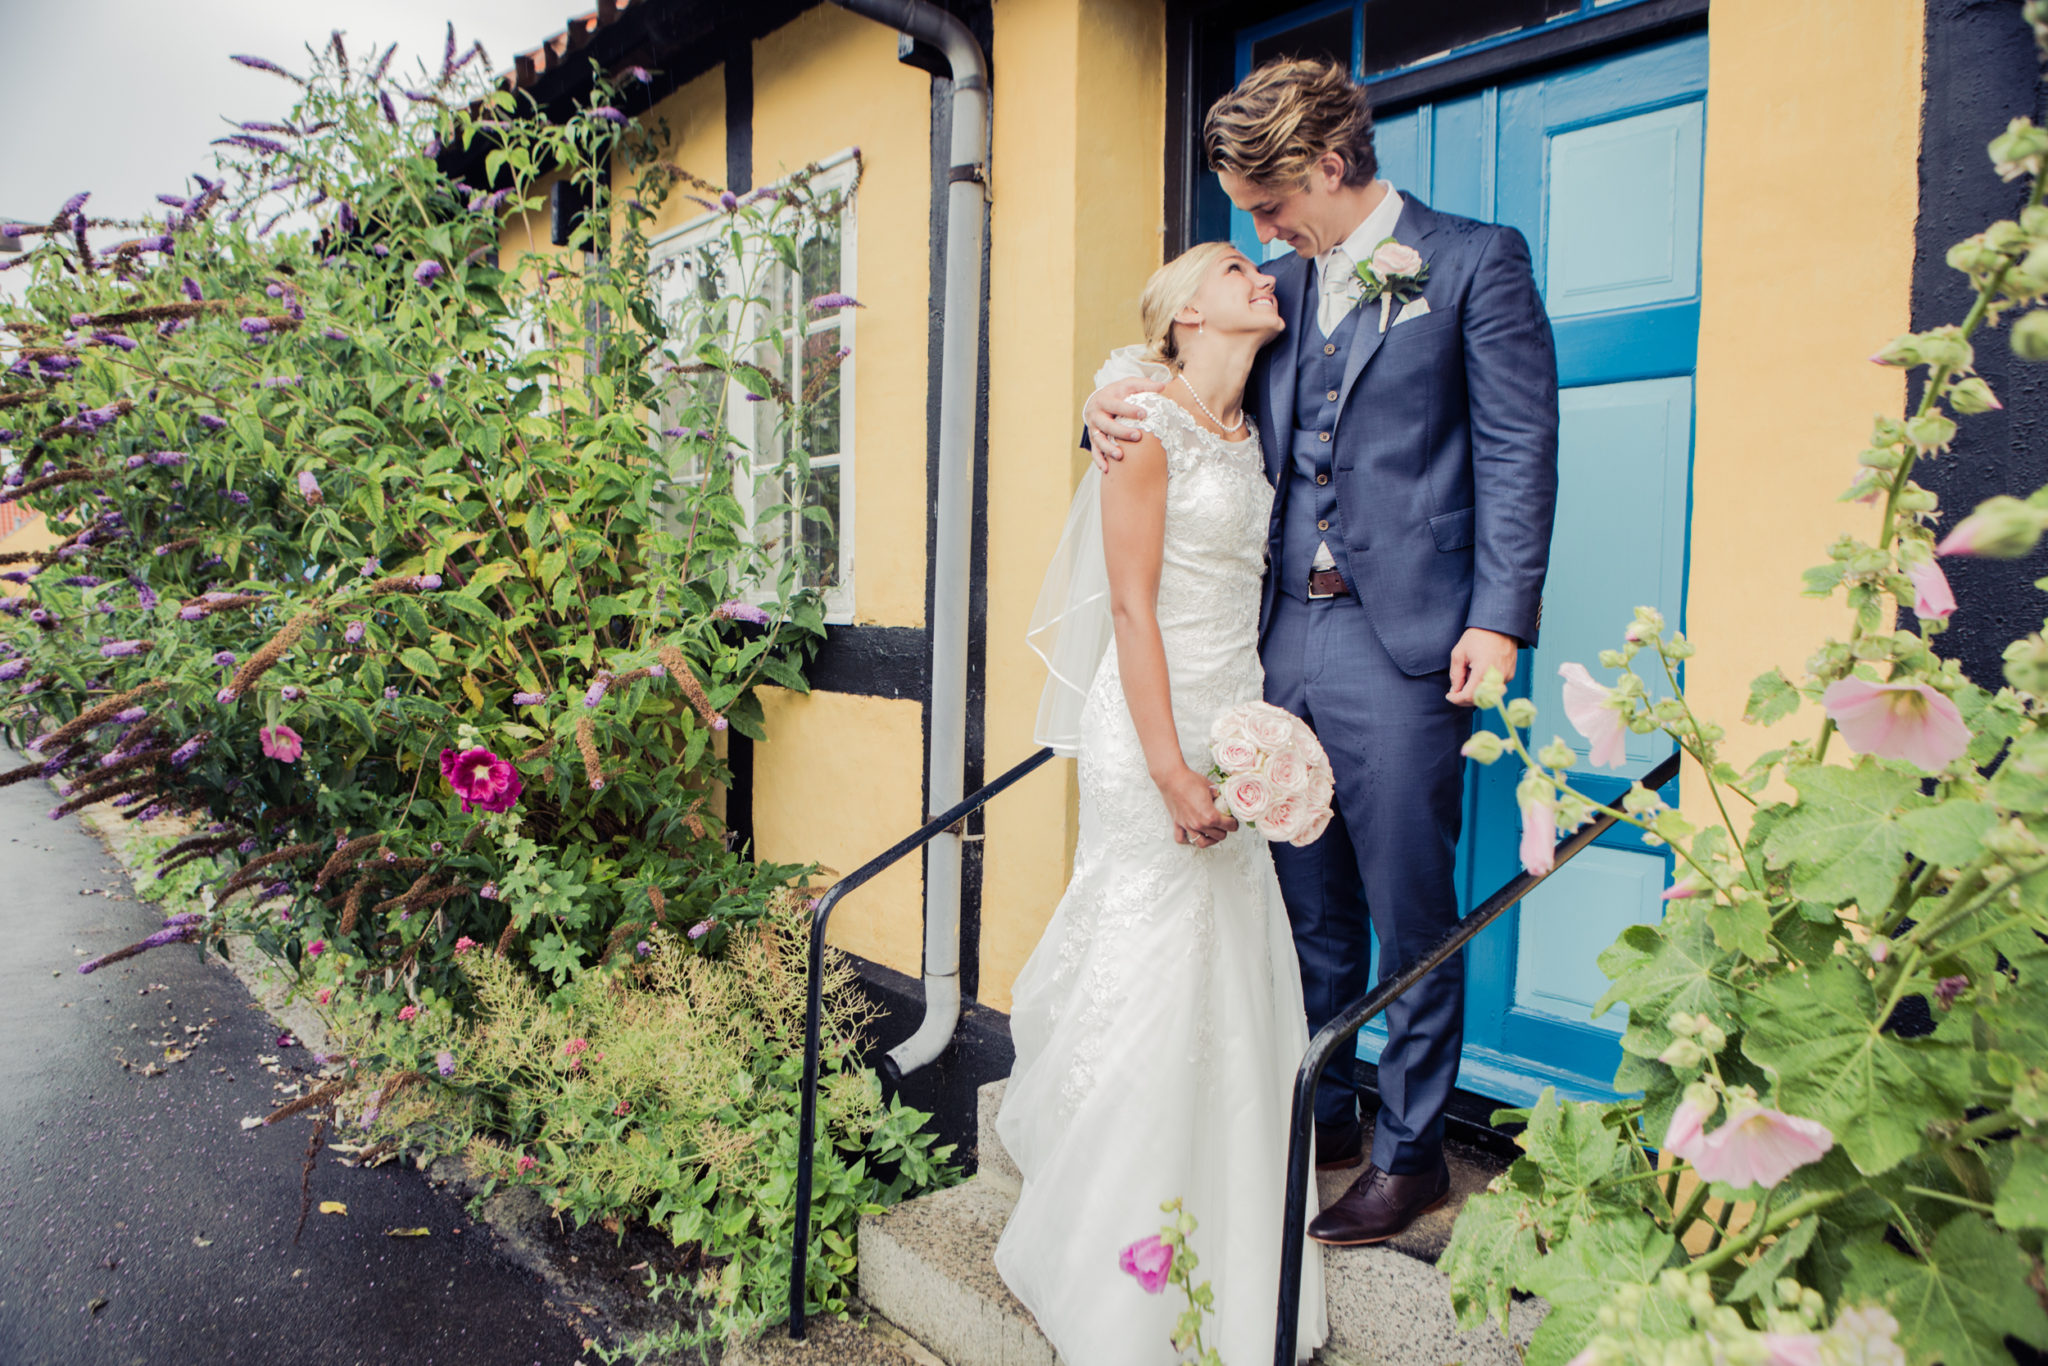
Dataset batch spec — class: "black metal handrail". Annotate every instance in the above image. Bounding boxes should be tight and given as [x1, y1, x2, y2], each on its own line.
[788, 744, 1057, 1340]
[1271, 750, 1682, 1366]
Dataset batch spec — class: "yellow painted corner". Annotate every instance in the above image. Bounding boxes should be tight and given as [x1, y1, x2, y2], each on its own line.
[750, 687, 926, 977]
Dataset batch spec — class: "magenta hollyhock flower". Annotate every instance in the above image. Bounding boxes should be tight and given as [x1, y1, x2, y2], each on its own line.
[1908, 559, 1956, 620]
[439, 746, 523, 813]
[259, 724, 303, 763]
[516, 1155, 536, 1174]
[453, 936, 479, 954]
[1118, 1235, 1174, 1294]
[1557, 662, 1627, 768]
[1821, 677, 1969, 772]
[1689, 1101, 1835, 1189]
[414, 260, 445, 285]
[1518, 794, 1556, 876]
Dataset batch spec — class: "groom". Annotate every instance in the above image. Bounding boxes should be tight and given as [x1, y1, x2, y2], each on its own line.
[1085, 57, 1558, 1244]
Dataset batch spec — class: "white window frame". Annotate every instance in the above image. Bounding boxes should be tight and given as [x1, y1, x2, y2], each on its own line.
[646, 150, 859, 624]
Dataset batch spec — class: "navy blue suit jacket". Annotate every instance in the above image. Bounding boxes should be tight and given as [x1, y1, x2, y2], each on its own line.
[1250, 197, 1559, 676]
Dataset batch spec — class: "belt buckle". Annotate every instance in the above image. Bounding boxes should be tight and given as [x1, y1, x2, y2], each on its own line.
[1306, 572, 1335, 601]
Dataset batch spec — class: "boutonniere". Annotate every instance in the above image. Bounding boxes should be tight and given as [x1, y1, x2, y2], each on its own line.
[1353, 237, 1428, 333]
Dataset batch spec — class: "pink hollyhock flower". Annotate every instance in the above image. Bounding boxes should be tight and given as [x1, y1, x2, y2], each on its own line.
[516, 1154, 536, 1174]
[306, 939, 325, 957]
[453, 936, 479, 954]
[397, 1004, 417, 1022]
[1762, 1335, 1824, 1366]
[1825, 1306, 1906, 1365]
[1662, 1091, 1714, 1164]
[259, 724, 303, 763]
[1558, 662, 1627, 768]
[1690, 1102, 1834, 1189]
[438, 746, 523, 813]
[1821, 677, 1970, 772]
[1908, 560, 1956, 620]
[1519, 794, 1556, 876]
[316, 988, 332, 1005]
[1118, 1234, 1174, 1294]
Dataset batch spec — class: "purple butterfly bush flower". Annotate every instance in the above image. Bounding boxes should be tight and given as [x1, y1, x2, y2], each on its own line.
[112, 707, 147, 723]
[262, 376, 301, 390]
[414, 574, 442, 590]
[379, 90, 400, 126]
[297, 470, 321, 503]
[321, 327, 348, 342]
[212, 650, 236, 667]
[584, 672, 614, 708]
[719, 191, 739, 211]
[149, 451, 187, 466]
[230, 54, 301, 81]
[126, 455, 146, 470]
[809, 292, 863, 312]
[181, 277, 203, 301]
[0, 661, 25, 681]
[99, 640, 146, 658]
[714, 599, 771, 626]
[62, 575, 103, 588]
[170, 735, 206, 766]
[413, 260, 444, 285]
[280, 685, 304, 702]
[592, 106, 629, 126]
[133, 579, 158, 610]
[436, 1051, 456, 1078]
[57, 191, 89, 218]
[0, 599, 22, 616]
[92, 332, 139, 352]
[512, 691, 545, 706]
[480, 882, 498, 900]
[225, 490, 250, 506]
[213, 134, 291, 157]
[343, 621, 364, 644]
[78, 921, 197, 974]
[198, 415, 227, 431]
[337, 203, 357, 235]
[135, 236, 174, 253]
[383, 686, 399, 700]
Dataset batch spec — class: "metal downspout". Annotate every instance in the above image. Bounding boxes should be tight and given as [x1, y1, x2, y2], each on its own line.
[823, 0, 989, 1082]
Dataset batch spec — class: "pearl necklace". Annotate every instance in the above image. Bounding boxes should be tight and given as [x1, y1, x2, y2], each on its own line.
[1177, 372, 1244, 434]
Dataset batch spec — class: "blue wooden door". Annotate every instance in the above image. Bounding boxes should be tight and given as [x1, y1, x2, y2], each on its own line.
[1233, 33, 1707, 1104]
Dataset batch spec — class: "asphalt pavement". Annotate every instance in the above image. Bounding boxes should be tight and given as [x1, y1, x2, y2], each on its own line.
[0, 745, 591, 1366]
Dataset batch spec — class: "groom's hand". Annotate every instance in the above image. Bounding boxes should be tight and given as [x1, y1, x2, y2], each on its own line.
[1084, 376, 1167, 470]
[1447, 628, 1520, 706]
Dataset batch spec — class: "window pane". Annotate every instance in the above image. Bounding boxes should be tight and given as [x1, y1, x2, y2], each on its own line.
[799, 465, 841, 590]
[1250, 9, 1354, 72]
[800, 327, 843, 458]
[800, 219, 841, 301]
[1362, 0, 1578, 77]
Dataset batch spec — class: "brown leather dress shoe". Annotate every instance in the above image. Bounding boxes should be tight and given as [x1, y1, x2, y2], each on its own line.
[1314, 1116, 1365, 1172]
[1307, 1159, 1451, 1246]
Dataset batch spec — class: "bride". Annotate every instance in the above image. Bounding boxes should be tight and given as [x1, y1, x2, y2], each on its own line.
[997, 241, 1329, 1365]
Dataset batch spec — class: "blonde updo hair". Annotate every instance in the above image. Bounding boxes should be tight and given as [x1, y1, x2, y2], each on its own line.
[1140, 240, 1237, 369]
[1204, 57, 1377, 190]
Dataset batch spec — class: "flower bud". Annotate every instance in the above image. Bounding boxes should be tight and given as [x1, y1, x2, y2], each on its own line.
[1537, 737, 1575, 768]
[1460, 731, 1505, 764]
[1948, 234, 2004, 276]
[1669, 1011, 1702, 1037]
[1504, 697, 1537, 729]
[1984, 817, 2044, 860]
[2014, 309, 2048, 361]
[1938, 495, 2048, 557]
[1659, 1037, 1707, 1069]
[1991, 117, 2048, 182]
[1696, 1020, 1727, 1053]
[1906, 411, 1957, 454]
[1947, 377, 2002, 414]
[1473, 668, 1507, 711]
[1868, 333, 1923, 367]
[2003, 633, 2048, 696]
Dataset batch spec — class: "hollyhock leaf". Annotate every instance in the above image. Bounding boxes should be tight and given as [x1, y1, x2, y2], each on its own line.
[1993, 1137, 2048, 1231]
[1518, 1216, 1685, 1366]
[1707, 895, 1776, 961]
[1520, 1089, 1631, 1191]
[1762, 763, 1926, 914]
[1594, 902, 1739, 1057]
[1727, 1212, 1820, 1303]
[1743, 958, 1971, 1176]
[1438, 1189, 1541, 1331]
[1747, 668, 1804, 726]
[1895, 800, 1996, 868]
[1842, 1215, 2048, 1366]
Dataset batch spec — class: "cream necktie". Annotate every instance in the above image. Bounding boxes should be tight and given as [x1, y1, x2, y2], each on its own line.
[1317, 247, 1362, 336]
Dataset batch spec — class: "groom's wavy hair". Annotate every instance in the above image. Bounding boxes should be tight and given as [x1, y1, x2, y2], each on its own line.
[1203, 57, 1378, 190]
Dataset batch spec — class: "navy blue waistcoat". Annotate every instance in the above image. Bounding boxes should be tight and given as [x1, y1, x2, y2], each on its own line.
[1278, 267, 1364, 598]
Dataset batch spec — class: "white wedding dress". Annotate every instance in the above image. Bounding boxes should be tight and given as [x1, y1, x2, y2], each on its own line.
[997, 393, 1328, 1365]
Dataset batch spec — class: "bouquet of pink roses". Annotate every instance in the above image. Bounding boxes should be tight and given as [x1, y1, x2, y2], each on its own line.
[1207, 700, 1335, 846]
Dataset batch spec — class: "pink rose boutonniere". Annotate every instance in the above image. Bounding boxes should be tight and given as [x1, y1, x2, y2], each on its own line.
[1354, 237, 1428, 333]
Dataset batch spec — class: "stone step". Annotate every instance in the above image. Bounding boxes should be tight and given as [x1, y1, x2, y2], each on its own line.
[860, 1080, 1543, 1366]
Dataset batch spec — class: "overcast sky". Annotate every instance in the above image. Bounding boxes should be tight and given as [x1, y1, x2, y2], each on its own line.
[0, 0, 576, 227]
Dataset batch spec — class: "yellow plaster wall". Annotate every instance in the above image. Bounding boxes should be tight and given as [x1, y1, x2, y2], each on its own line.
[978, 0, 1166, 1012]
[755, 5, 933, 630]
[752, 687, 927, 970]
[1684, 0, 1922, 819]
[636, 67, 728, 239]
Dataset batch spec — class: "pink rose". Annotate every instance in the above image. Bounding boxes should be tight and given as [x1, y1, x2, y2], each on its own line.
[259, 724, 302, 763]
[1291, 807, 1334, 847]
[1118, 1234, 1174, 1294]
[1307, 763, 1336, 808]
[1208, 710, 1251, 746]
[1242, 704, 1296, 750]
[1212, 734, 1261, 774]
[1370, 239, 1423, 278]
[1260, 795, 1311, 843]
[1222, 770, 1273, 821]
[1265, 747, 1311, 795]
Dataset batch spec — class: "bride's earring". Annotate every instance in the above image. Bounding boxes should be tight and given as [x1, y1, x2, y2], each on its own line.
[1197, 319, 1205, 335]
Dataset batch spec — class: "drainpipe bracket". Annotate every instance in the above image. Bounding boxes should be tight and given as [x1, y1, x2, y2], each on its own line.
[947, 162, 991, 202]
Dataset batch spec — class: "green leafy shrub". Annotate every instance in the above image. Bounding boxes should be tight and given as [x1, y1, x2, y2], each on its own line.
[1440, 16, 2048, 1365]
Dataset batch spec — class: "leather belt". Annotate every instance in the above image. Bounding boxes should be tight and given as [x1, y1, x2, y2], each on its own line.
[1306, 567, 1350, 599]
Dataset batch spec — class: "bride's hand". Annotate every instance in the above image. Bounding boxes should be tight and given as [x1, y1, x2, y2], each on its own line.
[1158, 765, 1239, 847]
[1085, 376, 1167, 470]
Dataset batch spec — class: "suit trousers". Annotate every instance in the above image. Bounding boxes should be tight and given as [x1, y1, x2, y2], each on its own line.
[1263, 590, 1473, 1174]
